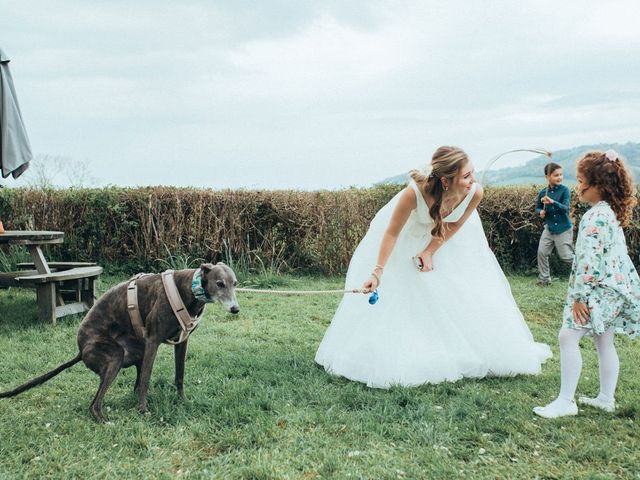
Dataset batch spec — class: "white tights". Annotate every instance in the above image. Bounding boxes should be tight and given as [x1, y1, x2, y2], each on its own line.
[558, 327, 619, 402]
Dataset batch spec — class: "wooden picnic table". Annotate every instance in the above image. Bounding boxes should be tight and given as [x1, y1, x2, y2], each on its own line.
[0, 230, 102, 323]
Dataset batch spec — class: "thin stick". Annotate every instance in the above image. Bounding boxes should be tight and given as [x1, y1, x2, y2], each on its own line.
[480, 148, 552, 185]
[543, 184, 549, 212]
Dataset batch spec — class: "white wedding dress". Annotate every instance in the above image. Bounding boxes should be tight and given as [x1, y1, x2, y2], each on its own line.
[315, 181, 551, 388]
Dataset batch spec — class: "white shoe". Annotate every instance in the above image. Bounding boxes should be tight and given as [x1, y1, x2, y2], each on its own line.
[533, 397, 578, 419]
[578, 395, 616, 413]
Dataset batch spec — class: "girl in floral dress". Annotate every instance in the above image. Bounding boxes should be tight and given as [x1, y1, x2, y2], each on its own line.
[534, 150, 640, 418]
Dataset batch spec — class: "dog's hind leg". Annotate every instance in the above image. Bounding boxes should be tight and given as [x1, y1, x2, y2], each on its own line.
[133, 362, 142, 393]
[136, 340, 161, 414]
[82, 342, 124, 423]
[174, 340, 189, 400]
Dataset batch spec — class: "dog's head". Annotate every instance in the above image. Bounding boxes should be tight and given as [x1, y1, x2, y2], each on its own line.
[199, 262, 240, 314]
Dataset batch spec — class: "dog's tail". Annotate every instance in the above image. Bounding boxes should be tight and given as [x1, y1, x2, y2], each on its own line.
[0, 353, 82, 398]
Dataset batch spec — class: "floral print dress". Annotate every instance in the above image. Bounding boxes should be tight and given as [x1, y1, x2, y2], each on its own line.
[564, 201, 640, 338]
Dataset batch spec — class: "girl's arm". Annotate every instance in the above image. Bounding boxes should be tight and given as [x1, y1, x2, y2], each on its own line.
[363, 187, 416, 291]
[417, 183, 484, 271]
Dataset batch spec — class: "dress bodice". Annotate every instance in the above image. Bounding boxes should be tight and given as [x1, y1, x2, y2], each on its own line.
[409, 181, 477, 226]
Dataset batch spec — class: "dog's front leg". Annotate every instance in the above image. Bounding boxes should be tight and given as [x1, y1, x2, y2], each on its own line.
[174, 340, 188, 400]
[137, 339, 160, 414]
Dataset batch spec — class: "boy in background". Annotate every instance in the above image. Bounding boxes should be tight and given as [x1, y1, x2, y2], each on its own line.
[535, 162, 574, 285]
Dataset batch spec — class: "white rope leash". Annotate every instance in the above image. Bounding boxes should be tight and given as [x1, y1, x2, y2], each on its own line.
[236, 287, 368, 295]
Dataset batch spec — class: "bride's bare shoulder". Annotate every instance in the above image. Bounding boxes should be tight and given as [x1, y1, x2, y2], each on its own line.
[398, 185, 418, 210]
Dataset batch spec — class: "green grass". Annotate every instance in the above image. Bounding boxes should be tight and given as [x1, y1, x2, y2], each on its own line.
[1, 274, 639, 479]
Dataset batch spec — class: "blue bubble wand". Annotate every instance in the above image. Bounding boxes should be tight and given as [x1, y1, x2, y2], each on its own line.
[368, 289, 379, 305]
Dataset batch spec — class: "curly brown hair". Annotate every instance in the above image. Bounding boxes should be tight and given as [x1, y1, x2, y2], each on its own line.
[577, 151, 637, 227]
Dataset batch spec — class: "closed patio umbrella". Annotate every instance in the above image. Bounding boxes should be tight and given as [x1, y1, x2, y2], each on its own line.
[1, 47, 32, 179]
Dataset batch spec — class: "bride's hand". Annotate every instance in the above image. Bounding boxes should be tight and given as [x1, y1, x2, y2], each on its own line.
[362, 275, 379, 293]
[418, 251, 433, 272]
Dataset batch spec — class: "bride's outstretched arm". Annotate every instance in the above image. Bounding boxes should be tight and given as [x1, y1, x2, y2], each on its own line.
[362, 187, 417, 291]
[417, 184, 484, 271]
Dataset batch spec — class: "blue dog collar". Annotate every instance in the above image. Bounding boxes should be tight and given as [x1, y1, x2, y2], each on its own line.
[191, 269, 210, 302]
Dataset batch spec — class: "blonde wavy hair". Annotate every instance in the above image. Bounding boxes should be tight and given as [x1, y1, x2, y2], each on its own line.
[409, 146, 470, 239]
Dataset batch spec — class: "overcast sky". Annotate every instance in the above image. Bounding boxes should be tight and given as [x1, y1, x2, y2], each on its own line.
[2, 0, 639, 189]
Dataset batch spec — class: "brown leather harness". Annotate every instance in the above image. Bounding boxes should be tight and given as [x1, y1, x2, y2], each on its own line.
[127, 270, 204, 345]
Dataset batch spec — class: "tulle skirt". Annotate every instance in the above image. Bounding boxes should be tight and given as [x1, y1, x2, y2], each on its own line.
[315, 193, 552, 388]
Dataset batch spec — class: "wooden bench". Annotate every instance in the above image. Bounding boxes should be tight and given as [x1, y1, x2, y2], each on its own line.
[0, 270, 41, 288]
[16, 261, 97, 270]
[14, 266, 103, 324]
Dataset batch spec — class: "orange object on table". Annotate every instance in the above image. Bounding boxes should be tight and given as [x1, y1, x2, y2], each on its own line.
[0, 221, 5, 233]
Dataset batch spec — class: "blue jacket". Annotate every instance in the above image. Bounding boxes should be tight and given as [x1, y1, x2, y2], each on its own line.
[535, 184, 572, 234]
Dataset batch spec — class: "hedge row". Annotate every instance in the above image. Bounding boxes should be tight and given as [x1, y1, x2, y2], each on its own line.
[1, 185, 638, 274]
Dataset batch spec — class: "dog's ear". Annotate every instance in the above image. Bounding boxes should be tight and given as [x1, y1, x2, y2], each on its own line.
[200, 263, 213, 274]
[216, 261, 226, 266]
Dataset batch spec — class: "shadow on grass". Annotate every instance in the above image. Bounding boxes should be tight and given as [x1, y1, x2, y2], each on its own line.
[0, 290, 85, 333]
[0, 275, 124, 333]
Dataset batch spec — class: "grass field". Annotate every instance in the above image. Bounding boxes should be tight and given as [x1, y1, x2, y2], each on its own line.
[0, 273, 639, 479]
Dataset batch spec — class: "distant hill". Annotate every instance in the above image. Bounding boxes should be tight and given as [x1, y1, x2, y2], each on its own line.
[378, 142, 640, 186]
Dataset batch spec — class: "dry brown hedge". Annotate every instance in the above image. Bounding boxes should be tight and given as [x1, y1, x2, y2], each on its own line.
[1, 185, 639, 274]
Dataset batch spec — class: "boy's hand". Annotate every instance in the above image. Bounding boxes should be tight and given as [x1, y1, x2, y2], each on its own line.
[572, 301, 590, 325]
[539, 210, 546, 219]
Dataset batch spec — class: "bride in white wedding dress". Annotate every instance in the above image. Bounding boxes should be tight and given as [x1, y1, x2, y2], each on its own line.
[315, 146, 551, 388]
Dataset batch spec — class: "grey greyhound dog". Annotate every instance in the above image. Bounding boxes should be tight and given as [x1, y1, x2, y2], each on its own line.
[0, 262, 239, 422]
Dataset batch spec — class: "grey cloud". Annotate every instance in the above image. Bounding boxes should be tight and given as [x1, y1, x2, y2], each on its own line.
[1, 0, 639, 189]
